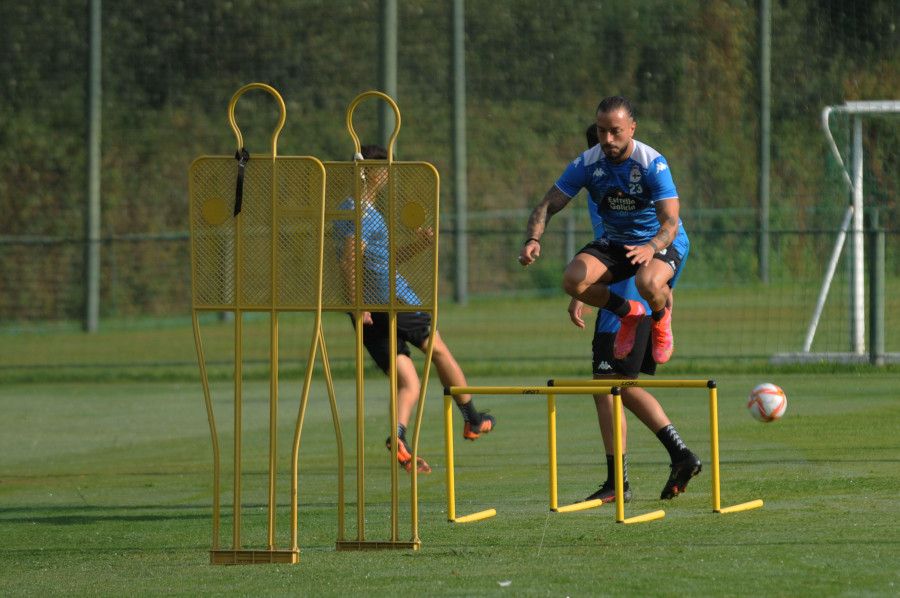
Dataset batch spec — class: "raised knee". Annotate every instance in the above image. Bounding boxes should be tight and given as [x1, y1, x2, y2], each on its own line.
[637, 270, 668, 296]
[562, 273, 581, 296]
[562, 263, 591, 294]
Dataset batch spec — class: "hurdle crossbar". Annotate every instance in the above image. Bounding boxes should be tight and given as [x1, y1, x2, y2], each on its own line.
[549, 379, 764, 515]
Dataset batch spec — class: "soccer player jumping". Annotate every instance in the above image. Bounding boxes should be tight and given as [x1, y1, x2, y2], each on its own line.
[519, 95, 687, 363]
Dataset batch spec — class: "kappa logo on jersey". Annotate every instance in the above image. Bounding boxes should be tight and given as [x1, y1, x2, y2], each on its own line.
[574, 156, 583, 167]
[630, 164, 642, 183]
[593, 166, 606, 179]
[656, 162, 668, 174]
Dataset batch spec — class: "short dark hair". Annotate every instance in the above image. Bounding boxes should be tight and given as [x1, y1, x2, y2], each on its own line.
[596, 95, 635, 121]
[585, 124, 599, 148]
[359, 144, 389, 160]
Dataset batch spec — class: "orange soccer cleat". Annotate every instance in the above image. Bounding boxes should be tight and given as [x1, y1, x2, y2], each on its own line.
[651, 306, 674, 364]
[613, 300, 646, 359]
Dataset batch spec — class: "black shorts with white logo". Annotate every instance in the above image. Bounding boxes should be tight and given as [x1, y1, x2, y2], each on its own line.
[578, 238, 683, 286]
[592, 316, 656, 378]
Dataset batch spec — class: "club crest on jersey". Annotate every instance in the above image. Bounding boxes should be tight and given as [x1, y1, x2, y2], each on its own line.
[629, 165, 642, 183]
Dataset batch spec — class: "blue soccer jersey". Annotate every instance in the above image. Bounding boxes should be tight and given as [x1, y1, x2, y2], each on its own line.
[555, 140, 678, 246]
[334, 198, 420, 305]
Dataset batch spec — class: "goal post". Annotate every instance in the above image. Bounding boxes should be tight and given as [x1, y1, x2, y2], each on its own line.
[774, 101, 900, 365]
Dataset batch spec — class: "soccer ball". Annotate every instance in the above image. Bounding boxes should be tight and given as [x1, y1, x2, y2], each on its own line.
[747, 383, 787, 422]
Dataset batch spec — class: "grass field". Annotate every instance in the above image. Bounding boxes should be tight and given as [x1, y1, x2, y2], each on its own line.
[2, 295, 899, 595]
[2, 366, 899, 596]
[4, 283, 900, 381]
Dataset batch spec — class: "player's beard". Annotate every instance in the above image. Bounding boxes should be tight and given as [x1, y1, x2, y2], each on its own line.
[602, 144, 623, 162]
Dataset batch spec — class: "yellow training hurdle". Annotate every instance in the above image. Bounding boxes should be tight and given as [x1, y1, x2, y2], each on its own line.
[444, 380, 763, 526]
[442, 385, 665, 525]
[550, 379, 764, 517]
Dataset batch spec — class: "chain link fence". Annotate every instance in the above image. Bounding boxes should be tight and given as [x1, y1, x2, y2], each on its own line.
[2, 0, 898, 365]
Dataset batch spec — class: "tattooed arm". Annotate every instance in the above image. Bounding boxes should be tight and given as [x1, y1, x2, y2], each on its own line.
[518, 185, 573, 266]
[624, 197, 680, 267]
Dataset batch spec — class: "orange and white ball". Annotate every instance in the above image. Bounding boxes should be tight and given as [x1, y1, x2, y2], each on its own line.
[748, 383, 787, 422]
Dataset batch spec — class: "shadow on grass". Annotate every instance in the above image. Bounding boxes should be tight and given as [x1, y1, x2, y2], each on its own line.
[0, 503, 211, 525]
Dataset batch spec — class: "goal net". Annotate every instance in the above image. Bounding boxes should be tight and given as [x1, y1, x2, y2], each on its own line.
[774, 101, 900, 364]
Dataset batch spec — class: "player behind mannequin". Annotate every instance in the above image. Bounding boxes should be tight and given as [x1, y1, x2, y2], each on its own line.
[334, 144, 495, 474]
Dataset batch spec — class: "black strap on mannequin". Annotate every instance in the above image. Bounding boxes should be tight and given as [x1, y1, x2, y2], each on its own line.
[233, 148, 250, 216]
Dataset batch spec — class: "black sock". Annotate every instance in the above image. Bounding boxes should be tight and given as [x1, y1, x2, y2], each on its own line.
[651, 309, 665, 322]
[457, 400, 482, 425]
[656, 424, 690, 462]
[604, 292, 630, 317]
[397, 423, 407, 440]
[605, 454, 629, 488]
